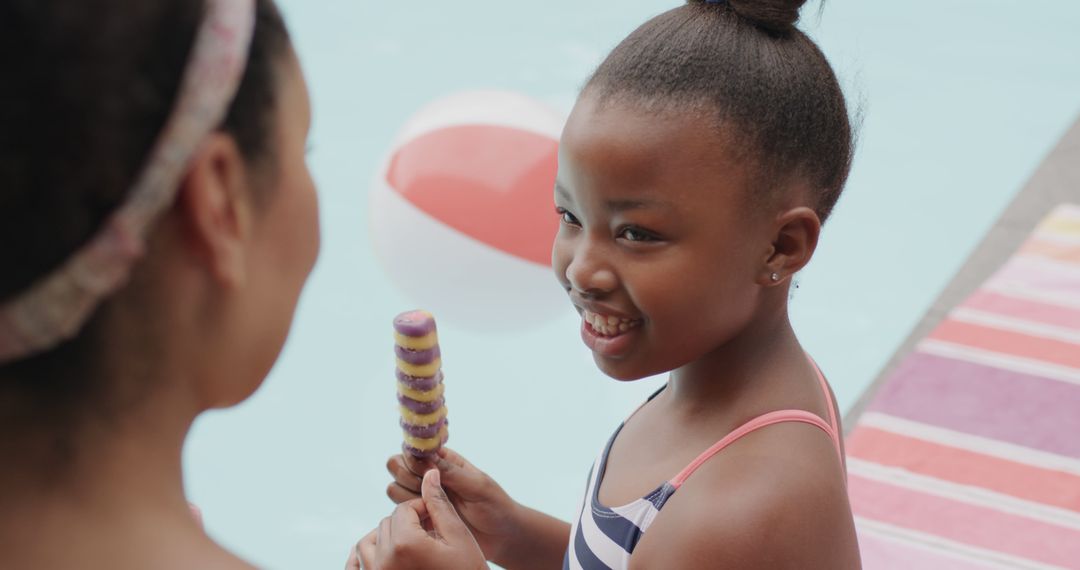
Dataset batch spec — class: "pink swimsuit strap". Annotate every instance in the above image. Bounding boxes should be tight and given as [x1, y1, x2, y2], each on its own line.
[669, 357, 843, 489]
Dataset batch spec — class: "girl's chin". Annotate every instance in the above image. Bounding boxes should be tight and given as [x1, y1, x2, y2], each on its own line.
[593, 355, 661, 382]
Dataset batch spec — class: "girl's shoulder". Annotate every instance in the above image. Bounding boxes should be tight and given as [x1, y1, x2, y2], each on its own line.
[629, 420, 859, 569]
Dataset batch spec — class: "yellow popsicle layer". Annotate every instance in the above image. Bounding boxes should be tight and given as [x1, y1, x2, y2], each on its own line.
[399, 405, 448, 427]
[396, 358, 442, 378]
[398, 381, 445, 403]
[394, 331, 438, 350]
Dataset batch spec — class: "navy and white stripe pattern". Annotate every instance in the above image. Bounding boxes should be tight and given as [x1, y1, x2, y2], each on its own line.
[563, 424, 676, 570]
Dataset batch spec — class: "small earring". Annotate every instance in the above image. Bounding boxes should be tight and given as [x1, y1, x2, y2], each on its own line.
[770, 272, 780, 282]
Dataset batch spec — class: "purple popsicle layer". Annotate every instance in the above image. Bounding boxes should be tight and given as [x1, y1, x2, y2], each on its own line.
[402, 444, 437, 459]
[395, 344, 441, 365]
[403, 428, 449, 458]
[398, 394, 445, 415]
[396, 369, 443, 391]
[400, 417, 447, 439]
[393, 310, 437, 337]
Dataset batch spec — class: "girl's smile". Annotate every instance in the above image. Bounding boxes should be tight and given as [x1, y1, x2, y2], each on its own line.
[574, 301, 645, 358]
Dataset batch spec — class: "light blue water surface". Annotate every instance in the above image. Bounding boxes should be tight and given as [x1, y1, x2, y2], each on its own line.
[183, 2, 1080, 567]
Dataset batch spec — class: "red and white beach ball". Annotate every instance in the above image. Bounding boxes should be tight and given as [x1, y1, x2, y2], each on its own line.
[370, 91, 567, 331]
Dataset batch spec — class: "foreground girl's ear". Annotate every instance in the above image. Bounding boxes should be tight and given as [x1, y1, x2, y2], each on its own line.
[176, 132, 254, 289]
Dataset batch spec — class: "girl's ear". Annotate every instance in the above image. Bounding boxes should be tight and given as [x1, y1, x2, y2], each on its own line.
[760, 206, 821, 287]
[175, 132, 254, 289]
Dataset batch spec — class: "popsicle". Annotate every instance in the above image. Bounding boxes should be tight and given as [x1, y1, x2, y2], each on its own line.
[394, 310, 449, 458]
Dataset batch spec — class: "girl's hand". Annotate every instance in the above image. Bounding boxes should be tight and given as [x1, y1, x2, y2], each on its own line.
[386, 447, 522, 564]
[350, 469, 487, 570]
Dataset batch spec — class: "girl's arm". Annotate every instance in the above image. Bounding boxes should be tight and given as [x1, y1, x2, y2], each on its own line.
[493, 503, 571, 570]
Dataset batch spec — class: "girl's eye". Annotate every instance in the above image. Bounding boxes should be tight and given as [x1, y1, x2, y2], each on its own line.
[619, 227, 658, 242]
[556, 207, 580, 226]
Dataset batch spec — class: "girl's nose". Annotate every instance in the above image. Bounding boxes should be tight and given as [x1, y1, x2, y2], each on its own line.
[564, 243, 618, 297]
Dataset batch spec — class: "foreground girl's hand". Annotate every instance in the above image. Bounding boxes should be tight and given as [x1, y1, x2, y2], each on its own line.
[350, 469, 487, 570]
[386, 448, 522, 563]
[386, 448, 570, 570]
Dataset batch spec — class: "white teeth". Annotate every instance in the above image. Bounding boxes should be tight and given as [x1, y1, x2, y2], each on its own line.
[583, 310, 641, 337]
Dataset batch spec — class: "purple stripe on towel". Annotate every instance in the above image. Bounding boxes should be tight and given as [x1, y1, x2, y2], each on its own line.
[868, 351, 1080, 458]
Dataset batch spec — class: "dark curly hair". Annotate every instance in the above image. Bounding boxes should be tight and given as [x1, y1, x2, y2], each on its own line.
[586, 0, 854, 221]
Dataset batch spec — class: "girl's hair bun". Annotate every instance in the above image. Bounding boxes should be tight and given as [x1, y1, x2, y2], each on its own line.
[691, 0, 808, 34]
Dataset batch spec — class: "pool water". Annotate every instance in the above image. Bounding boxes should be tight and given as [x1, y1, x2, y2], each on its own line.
[182, 1, 1080, 567]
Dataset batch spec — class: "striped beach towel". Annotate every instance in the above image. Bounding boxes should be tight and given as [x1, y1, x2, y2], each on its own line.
[847, 204, 1080, 569]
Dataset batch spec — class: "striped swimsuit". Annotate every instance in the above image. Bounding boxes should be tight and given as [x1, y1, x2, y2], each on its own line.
[563, 362, 844, 570]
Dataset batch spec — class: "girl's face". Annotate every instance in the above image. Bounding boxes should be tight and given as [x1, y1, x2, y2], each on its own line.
[552, 93, 772, 381]
[227, 52, 320, 404]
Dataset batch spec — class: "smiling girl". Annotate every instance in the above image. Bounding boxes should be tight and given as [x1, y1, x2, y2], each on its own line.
[360, 0, 861, 568]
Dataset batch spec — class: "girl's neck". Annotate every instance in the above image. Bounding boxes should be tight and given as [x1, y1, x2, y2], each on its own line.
[666, 298, 804, 417]
[0, 378, 241, 569]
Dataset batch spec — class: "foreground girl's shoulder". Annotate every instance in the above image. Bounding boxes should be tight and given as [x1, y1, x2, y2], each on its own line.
[630, 420, 861, 569]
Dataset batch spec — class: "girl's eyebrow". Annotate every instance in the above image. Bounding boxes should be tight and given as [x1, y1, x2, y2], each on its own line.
[555, 182, 573, 202]
[556, 181, 672, 212]
[606, 198, 671, 213]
